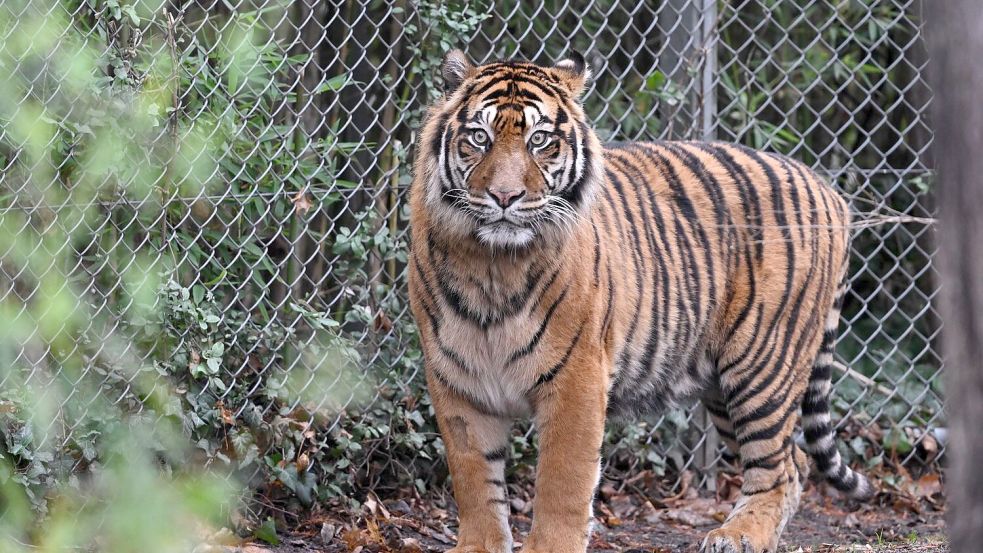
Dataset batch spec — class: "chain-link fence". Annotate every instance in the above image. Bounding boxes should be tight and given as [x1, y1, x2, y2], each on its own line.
[0, 0, 939, 512]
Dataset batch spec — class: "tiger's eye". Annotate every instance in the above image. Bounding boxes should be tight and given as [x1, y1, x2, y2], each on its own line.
[530, 130, 549, 147]
[470, 129, 488, 146]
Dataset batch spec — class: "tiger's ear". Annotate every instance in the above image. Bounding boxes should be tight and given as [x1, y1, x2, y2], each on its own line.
[441, 49, 474, 94]
[554, 51, 592, 98]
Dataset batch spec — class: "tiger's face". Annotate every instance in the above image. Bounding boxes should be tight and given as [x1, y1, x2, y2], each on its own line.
[419, 50, 601, 250]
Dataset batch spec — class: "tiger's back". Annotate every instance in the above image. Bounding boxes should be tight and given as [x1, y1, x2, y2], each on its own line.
[594, 141, 850, 418]
[408, 51, 869, 553]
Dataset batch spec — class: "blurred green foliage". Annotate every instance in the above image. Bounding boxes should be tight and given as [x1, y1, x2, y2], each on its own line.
[0, 1, 245, 550]
[0, 0, 449, 543]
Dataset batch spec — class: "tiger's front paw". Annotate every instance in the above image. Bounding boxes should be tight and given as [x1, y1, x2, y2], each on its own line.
[519, 547, 575, 553]
[700, 527, 775, 553]
[519, 534, 589, 553]
[447, 535, 512, 553]
[447, 547, 492, 553]
[448, 544, 505, 553]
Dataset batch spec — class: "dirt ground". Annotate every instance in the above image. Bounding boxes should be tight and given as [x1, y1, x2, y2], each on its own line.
[220, 478, 946, 553]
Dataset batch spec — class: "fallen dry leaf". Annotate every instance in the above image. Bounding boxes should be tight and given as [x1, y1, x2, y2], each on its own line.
[661, 507, 716, 527]
[400, 537, 424, 553]
[607, 492, 636, 518]
[715, 472, 743, 503]
[664, 470, 695, 503]
[364, 493, 392, 520]
[598, 483, 618, 500]
[639, 500, 661, 524]
[373, 309, 393, 333]
[216, 400, 235, 426]
[913, 473, 942, 502]
[320, 522, 337, 543]
[341, 527, 368, 550]
[841, 513, 861, 528]
[296, 452, 310, 472]
[920, 433, 939, 461]
[292, 188, 313, 216]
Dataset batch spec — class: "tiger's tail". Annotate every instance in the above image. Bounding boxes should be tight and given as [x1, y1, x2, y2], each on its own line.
[800, 274, 875, 500]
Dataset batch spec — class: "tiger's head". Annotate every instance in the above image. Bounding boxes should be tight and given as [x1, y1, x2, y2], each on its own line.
[414, 50, 603, 250]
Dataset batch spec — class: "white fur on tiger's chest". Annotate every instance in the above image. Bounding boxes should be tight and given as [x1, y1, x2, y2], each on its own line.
[434, 310, 549, 417]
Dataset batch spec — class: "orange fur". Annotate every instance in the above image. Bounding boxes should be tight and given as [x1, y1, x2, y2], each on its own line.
[408, 51, 869, 553]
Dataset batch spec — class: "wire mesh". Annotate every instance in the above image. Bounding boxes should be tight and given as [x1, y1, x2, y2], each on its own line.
[0, 0, 939, 501]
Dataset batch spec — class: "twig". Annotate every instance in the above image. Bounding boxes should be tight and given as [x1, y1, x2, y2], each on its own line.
[849, 213, 937, 230]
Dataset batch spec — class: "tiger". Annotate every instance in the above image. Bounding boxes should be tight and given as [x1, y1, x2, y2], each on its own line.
[407, 49, 873, 553]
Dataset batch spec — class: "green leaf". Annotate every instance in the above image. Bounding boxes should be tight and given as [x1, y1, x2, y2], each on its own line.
[189, 363, 205, 379]
[317, 74, 356, 93]
[192, 285, 205, 306]
[254, 518, 280, 546]
[204, 269, 228, 286]
[209, 377, 227, 392]
[645, 71, 667, 90]
[882, 426, 913, 455]
[122, 4, 140, 25]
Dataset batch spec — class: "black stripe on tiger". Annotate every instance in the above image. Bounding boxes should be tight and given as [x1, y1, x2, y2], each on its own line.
[533, 319, 586, 389]
[506, 286, 569, 366]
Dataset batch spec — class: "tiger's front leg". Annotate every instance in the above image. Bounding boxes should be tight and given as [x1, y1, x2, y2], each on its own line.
[522, 351, 608, 553]
[430, 374, 514, 553]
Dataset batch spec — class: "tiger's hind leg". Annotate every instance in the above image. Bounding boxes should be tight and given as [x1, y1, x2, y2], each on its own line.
[702, 387, 739, 460]
[702, 385, 809, 481]
[701, 443, 806, 553]
[700, 345, 816, 552]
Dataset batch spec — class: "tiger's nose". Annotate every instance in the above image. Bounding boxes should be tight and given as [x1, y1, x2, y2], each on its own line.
[489, 188, 526, 209]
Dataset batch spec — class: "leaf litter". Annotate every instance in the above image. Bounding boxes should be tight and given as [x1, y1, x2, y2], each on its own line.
[197, 466, 946, 553]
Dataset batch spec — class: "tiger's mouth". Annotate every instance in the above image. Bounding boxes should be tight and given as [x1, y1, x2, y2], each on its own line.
[473, 209, 533, 230]
[474, 220, 537, 248]
[483, 217, 524, 228]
